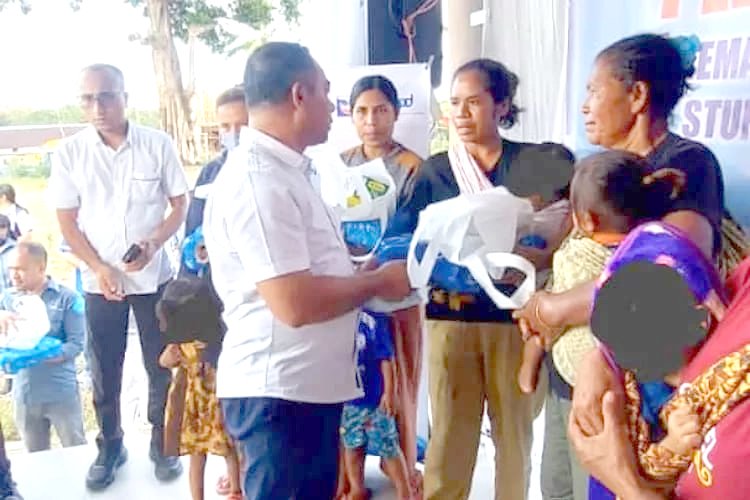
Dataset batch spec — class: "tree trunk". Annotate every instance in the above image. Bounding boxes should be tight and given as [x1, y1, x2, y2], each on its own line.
[145, 0, 196, 164]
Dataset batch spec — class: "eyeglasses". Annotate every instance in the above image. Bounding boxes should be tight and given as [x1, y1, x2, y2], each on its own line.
[77, 91, 122, 108]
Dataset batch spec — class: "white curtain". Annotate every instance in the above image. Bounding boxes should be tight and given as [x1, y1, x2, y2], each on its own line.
[444, 0, 571, 145]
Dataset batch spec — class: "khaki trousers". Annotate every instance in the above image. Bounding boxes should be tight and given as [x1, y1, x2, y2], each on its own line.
[424, 320, 545, 500]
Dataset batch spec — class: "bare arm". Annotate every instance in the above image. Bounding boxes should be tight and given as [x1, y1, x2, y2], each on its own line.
[57, 208, 125, 301]
[381, 359, 395, 401]
[256, 261, 409, 329]
[124, 194, 188, 273]
[148, 194, 188, 249]
[56, 208, 107, 274]
[568, 388, 669, 500]
[379, 358, 396, 415]
[662, 210, 713, 260]
[516, 210, 714, 336]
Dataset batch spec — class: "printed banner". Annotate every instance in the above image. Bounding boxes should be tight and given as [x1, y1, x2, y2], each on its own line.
[568, 0, 750, 229]
[323, 62, 434, 160]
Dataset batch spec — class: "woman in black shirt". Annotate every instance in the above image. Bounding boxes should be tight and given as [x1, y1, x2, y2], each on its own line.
[388, 59, 575, 500]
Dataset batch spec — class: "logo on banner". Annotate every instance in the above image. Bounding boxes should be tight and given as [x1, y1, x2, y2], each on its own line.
[336, 94, 416, 117]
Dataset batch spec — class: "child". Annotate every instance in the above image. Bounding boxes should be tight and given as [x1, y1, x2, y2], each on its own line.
[156, 278, 242, 500]
[339, 310, 416, 500]
[588, 232, 727, 499]
[517, 150, 692, 394]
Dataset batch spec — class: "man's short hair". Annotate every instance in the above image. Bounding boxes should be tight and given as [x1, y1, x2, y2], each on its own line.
[216, 86, 246, 109]
[16, 241, 48, 267]
[81, 63, 126, 90]
[243, 42, 317, 107]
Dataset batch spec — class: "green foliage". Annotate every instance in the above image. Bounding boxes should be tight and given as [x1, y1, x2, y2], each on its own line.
[126, 0, 301, 53]
[1, 0, 303, 54]
[0, 105, 84, 126]
[1, 154, 52, 179]
[0, 106, 160, 128]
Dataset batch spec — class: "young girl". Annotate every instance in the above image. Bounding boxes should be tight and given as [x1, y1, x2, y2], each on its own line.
[156, 278, 242, 500]
[517, 151, 690, 394]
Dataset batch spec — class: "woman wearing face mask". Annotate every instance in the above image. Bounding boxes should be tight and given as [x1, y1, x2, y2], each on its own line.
[387, 59, 575, 500]
[340, 75, 425, 494]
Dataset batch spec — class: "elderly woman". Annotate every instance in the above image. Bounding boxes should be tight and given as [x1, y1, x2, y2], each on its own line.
[388, 58, 575, 500]
[339, 75, 425, 491]
[512, 34, 731, 500]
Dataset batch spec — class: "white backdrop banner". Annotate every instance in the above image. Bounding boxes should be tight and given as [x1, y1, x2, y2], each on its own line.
[308, 62, 434, 448]
[323, 62, 434, 159]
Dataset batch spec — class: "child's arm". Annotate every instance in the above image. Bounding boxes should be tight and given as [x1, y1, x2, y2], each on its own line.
[379, 358, 396, 416]
[159, 343, 182, 369]
[659, 404, 702, 457]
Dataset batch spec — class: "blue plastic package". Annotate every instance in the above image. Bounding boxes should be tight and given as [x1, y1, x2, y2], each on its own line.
[519, 234, 547, 250]
[182, 226, 208, 276]
[0, 336, 64, 375]
[342, 220, 383, 257]
[374, 236, 483, 295]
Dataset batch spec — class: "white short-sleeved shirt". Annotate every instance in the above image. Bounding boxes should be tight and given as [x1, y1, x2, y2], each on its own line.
[203, 127, 362, 403]
[1, 204, 32, 237]
[49, 123, 189, 295]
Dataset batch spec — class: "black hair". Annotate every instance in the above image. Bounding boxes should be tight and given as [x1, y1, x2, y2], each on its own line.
[349, 75, 400, 115]
[0, 184, 16, 204]
[597, 34, 694, 121]
[453, 58, 522, 129]
[16, 241, 48, 266]
[0, 184, 28, 220]
[591, 260, 706, 381]
[81, 63, 126, 90]
[571, 150, 685, 233]
[243, 42, 317, 107]
[216, 85, 246, 109]
[156, 279, 225, 351]
[0, 214, 9, 229]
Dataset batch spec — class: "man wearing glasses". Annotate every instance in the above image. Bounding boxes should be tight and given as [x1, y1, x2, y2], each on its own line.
[49, 64, 188, 491]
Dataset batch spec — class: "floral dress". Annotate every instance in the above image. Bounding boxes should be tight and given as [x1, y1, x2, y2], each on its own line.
[163, 341, 232, 457]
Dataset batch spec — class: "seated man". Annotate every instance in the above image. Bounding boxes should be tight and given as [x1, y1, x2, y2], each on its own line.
[0, 242, 86, 453]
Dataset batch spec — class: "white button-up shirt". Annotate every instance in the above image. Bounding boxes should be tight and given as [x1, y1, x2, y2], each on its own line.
[203, 127, 362, 403]
[49, 123, 189, 295]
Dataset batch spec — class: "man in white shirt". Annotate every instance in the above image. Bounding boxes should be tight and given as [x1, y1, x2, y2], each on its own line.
[203, 42, 411, 500]
[48, 64, 188, 491]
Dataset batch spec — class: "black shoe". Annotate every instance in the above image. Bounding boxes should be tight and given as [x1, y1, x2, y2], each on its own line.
[85, 445, 128, 491]
[150, 451, 183, 482]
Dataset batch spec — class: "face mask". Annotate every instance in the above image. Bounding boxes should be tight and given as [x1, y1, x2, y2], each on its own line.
[220, 131, 240, 151]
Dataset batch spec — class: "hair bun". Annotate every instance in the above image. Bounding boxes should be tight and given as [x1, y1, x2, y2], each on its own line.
[668, 34, 701, 77]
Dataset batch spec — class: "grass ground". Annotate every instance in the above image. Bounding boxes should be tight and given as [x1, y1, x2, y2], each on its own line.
[0, 165, 201, 447]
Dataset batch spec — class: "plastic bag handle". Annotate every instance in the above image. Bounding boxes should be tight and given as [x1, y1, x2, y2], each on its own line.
[464, 252, 536, 310]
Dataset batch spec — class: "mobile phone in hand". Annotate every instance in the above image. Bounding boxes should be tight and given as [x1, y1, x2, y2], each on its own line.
[122, 244, 143, 264]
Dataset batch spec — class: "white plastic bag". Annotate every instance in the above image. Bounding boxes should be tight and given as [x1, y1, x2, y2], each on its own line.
[308, 145, 397, 263]
[407, 187, 537, 310]
[0, 295, 51, 350]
